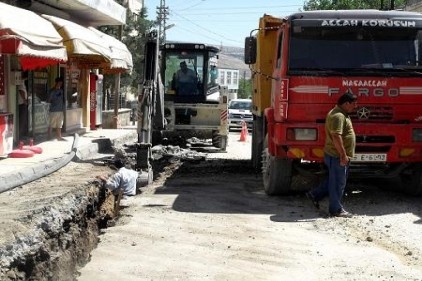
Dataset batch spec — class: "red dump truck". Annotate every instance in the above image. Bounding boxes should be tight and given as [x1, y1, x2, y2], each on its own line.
[245, 10, 422, 196]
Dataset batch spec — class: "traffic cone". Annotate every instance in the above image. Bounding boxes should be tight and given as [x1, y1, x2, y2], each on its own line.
[239, 121, 248, 142]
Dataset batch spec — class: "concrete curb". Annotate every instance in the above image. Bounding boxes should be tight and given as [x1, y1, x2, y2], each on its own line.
[74, 130, 137, 161]
[0, 130, 138, 194]
[0, 134, 79, 194]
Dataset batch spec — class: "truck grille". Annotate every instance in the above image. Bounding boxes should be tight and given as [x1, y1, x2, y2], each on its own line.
[355, 146, 391, 153]
[350, 106, 393, 122]
[356, 135, 395, 143]
[231, 113, 252, 119]
[355, 135, 395, 153]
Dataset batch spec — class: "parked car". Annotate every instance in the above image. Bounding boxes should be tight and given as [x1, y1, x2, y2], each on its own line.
[228, 99, 253, 131]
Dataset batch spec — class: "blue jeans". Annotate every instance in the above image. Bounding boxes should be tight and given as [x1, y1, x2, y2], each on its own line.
[310, 154, 349, 214]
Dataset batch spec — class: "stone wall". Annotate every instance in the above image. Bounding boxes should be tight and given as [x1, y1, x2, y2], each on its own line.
[101, 108, 132, 129]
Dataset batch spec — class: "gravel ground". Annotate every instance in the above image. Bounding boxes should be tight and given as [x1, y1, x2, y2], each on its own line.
[0, 131, 421, 280]
[77, 132, 422, 281]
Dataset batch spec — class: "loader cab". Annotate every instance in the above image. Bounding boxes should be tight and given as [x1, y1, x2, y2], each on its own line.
[161, 43, 219, 103]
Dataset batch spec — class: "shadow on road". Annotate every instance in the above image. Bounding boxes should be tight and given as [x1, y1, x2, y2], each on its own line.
[151, 159, 422, 223]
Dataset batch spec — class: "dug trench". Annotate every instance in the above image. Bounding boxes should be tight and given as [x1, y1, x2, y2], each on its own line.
[0, 141, 254, 281]
[0, 160, 121, 281]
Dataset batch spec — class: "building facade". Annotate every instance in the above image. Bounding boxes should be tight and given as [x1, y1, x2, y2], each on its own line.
[0, 0, 139, 152]
[218, 68, 239, 100]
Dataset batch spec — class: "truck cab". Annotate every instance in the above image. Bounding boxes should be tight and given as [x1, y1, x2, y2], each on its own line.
[246, 11, 422, 196]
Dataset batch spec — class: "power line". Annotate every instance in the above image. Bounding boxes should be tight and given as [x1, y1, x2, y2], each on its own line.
[161, 2, 305, 46]
[170, 25, 233, 44]
[174, 4, 303, 12]
[170, 10, 243, 44]
[174, 10, 301, 16]
[177, 0, 207, 11]
[170, 19, 265, 23]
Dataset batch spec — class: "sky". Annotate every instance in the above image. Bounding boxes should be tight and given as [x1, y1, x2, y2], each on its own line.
[144, 0, 306, 48]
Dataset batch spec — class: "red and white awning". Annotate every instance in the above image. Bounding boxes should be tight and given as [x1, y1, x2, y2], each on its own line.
[88, 27, 133, 73]
[0, 2, 67, 70]
[42, 14, 112, 68]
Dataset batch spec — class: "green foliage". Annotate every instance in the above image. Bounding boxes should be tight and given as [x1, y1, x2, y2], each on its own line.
[98, 4, 154, 98]
[303, 0, 405, 10]
[238, 78, 252, 99]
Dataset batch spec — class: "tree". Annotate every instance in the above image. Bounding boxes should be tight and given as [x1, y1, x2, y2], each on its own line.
[98, 3, 154, 105]
[303, 0, 405, 10]
[238, 78, 252, 99]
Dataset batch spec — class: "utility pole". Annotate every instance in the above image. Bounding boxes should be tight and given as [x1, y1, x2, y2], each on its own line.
[113, 24, 123, 129]
[157, 0, 169, 44]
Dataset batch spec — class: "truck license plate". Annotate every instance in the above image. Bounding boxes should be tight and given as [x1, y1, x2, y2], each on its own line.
[351, 153, 387, 162]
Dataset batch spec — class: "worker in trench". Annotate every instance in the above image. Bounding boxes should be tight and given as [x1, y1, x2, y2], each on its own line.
[96, 158, 140, 201]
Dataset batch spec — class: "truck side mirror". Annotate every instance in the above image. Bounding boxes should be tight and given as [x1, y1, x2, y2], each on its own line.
[244, 36, 257, 64]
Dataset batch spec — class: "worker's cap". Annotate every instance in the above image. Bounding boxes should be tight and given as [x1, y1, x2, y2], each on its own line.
[337, 92, 357, 105]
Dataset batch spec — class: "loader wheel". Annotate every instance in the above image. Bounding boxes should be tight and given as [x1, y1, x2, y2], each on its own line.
[262, 146, 292, 196]
[400, 163, 422, 196]
[212, 131, 227, 151]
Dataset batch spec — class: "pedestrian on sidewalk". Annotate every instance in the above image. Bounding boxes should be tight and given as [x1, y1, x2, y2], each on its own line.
[307, 92, 358, 218]
[48, 77, 65, 141]
[96, 159, 139, 199]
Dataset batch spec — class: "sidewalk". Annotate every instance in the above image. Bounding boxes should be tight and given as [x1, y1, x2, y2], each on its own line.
[0, 127, 137, 193]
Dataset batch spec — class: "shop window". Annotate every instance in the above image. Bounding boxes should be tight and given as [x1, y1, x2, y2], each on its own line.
[32, 71, 49, 102]
[66, 69, 81, 108]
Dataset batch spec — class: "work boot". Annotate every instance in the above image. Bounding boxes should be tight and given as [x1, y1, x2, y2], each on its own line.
[330, 209, 353, 218]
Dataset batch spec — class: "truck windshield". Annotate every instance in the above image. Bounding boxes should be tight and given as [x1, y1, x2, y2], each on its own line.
[164, 51, 204, 96]
[229, 100, 251, 110]
[288, 26, 422, 75]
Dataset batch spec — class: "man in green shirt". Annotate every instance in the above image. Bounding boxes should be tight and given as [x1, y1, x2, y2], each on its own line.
[307, 92, 357, 218]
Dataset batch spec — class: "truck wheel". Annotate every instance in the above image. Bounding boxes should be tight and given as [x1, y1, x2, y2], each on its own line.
[262, 147, 292, 195]
[212, 131, 227, 151]
[400, 163, 422, 196]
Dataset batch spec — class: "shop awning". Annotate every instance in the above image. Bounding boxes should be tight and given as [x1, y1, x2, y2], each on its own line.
[42, 14, 112, 69]
[88, 27, 133, 74]
[0, 2, 68, 70]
